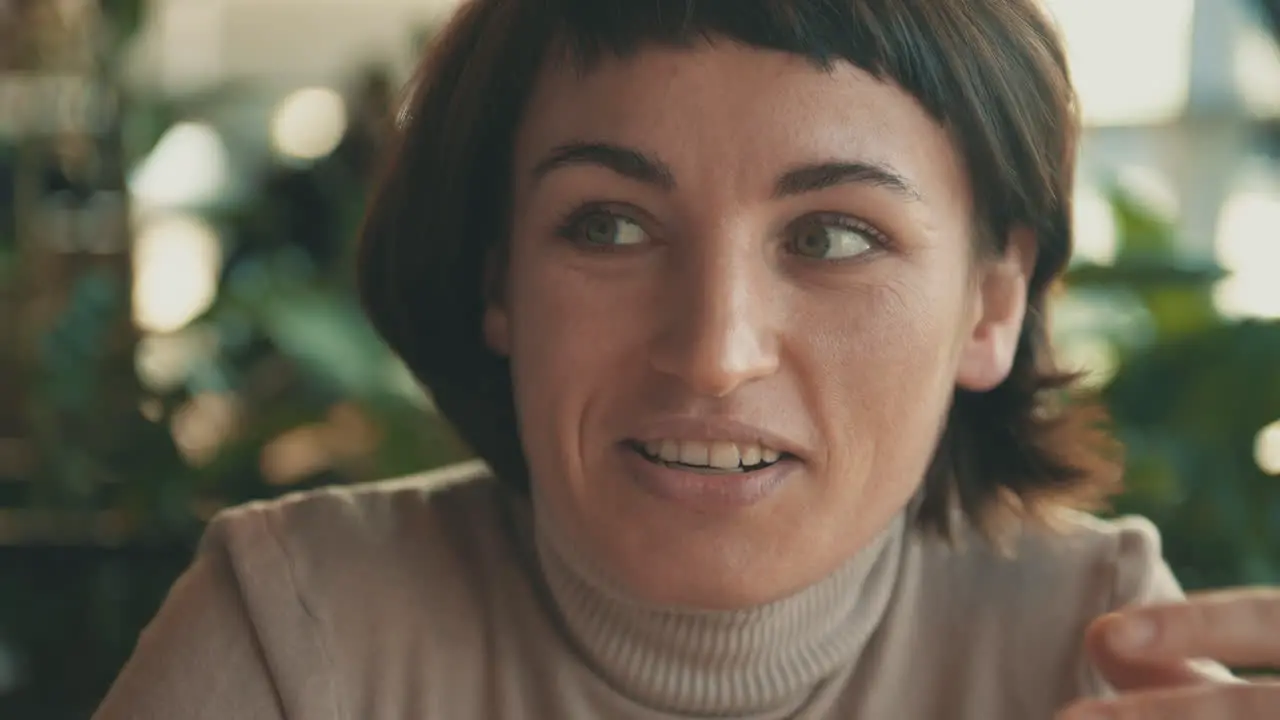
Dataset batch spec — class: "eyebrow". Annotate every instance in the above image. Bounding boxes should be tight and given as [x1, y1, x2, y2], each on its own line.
[532, 142, 676, 190]
[773, 160, 922, 202]
[531, 141, 923, 203]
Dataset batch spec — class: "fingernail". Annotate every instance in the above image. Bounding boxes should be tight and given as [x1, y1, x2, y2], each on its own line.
[1109, 616, 1156, 653]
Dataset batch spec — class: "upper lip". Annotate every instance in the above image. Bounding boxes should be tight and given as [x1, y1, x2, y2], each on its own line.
[627, 415, 806, 459]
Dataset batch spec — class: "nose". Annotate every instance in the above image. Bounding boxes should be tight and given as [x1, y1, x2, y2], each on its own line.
[649, 243, 780, 397]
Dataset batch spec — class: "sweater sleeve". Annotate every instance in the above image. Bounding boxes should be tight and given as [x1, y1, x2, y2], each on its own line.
[92, 505, 341, 720]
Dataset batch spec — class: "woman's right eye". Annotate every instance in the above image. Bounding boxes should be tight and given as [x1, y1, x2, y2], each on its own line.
[564, 210, 650, 248]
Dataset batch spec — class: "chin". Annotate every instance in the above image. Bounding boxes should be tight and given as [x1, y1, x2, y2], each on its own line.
[587, 499, 830, 610]
[540, 446, 883, 610]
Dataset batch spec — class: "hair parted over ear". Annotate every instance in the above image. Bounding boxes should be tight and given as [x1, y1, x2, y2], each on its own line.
[356, 0, 1123, 545]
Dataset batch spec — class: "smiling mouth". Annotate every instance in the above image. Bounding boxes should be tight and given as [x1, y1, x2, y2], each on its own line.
[626, 439, 791, 474]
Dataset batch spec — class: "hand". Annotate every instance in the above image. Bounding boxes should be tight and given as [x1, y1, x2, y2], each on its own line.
[1056, 588, 1280, 719]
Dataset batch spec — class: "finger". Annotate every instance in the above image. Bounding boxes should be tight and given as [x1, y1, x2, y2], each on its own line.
[1086, 612, 1229, 691]
[1104, 589, 1280, 669]
[1056, 679, 1280, 720]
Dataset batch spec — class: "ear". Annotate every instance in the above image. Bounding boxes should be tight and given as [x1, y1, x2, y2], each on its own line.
[482, 249, 512, 357]
[955, 226, 1038, 392]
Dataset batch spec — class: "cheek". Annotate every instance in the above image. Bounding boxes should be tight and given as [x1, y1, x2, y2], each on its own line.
[811, 276, 968, 464]
[504, 252, 648, 463]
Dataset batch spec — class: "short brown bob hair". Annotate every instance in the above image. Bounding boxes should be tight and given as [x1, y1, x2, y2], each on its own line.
[357, 0, 1121, 541]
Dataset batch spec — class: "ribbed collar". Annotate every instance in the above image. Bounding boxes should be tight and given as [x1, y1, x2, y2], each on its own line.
[529, 502, 906, 718]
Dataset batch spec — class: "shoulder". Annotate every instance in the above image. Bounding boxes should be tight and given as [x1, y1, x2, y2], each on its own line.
[917, 510, 1182, 610]
[1011, 510, 1183, 610]
[1035, 510, 1184, 607]
[899, 510, 1183, 709]
[162, 461, 517, 717]
[208, 457, 495, 535]
[200, 459, 516, 652]
[204, 458, 500, 573]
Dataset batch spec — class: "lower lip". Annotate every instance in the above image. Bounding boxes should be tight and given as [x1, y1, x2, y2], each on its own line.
[620, 445, 798, 510]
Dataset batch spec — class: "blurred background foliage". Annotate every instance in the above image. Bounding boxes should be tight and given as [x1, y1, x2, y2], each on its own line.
[1, 0, 1279, 717]
[1066, 188, 1280, 590]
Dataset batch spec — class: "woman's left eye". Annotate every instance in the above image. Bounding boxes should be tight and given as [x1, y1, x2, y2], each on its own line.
[788, 220, 878, 261]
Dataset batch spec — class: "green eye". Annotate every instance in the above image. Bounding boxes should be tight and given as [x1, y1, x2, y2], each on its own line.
[790, 222, 875, 260]
[577, 211, 648, 247]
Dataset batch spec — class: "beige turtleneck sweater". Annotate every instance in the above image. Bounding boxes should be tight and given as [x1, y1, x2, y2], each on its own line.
[92, 461, 1196, 719]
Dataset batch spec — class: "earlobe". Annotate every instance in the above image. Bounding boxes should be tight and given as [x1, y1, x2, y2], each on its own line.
[955, 227, 1038, 392]
[483, 305, 511, 357]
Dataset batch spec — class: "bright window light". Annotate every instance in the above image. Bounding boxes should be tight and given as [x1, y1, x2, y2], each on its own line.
[1073, 183, 1119, 265]
[155, 0, 225, 91]
[132, 214, 222, 334]
[270, 87, 348, 162]
[1215, 189, 1280, 319]
[1044, 0, 1195, 126]
[1235, 23, 1280, 117]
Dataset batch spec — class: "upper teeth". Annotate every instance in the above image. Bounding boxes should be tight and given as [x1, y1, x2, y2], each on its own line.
[641, 440, 781, 470]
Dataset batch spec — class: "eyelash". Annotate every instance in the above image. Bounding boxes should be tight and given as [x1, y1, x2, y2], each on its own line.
[553, 202, 893, 257]
[793, 213, 893, 254]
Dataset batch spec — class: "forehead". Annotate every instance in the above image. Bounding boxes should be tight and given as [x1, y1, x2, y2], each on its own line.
[513, 40, 969, 204]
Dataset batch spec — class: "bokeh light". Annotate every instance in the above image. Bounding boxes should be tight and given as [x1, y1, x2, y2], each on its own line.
[1254, 420, 1280, 476]
[131, 214, 222, 334]
[129, 121, 230, 208]
[269, 86, 348, 162]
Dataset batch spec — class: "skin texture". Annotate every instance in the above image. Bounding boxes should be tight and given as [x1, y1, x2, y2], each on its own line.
[484, 39, 1035, 610]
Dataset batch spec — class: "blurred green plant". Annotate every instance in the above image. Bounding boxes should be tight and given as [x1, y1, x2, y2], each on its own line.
[0, 5, 464, 713]
[1063, 186, 1280, 590]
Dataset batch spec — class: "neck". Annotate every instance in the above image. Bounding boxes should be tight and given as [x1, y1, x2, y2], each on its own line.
[529, 504, 907, 717]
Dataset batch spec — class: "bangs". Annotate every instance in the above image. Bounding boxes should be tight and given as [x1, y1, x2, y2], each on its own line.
[551, 1, 865, 71]
[553, 1, 1013, 112]
[542, 0, 1073, 237]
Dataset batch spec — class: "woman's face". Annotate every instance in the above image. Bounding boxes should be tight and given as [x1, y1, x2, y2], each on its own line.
[487, 40, 1034, 609]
